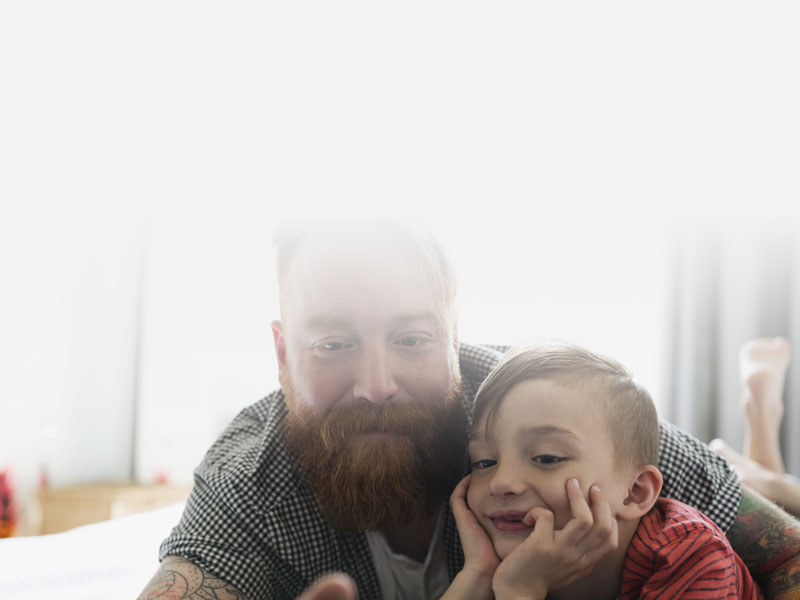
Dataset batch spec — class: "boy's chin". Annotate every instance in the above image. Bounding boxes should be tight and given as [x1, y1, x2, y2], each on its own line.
[493, 539, 522, 560]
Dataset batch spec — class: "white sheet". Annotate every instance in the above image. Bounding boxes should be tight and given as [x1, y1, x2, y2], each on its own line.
[0, 502, 183, 600]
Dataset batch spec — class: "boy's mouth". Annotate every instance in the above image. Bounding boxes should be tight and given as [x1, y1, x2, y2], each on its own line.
[488, 511, 533, 533]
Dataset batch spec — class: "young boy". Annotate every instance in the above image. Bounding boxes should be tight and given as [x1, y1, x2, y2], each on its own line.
[443, 340, 763, 600]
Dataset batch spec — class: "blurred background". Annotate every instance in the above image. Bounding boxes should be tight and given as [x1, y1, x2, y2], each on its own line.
[1, 2, 799, 534]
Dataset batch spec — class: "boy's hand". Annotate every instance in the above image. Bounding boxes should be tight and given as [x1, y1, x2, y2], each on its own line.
[448, 475, 498, 593]
[492, 479, 618, 600]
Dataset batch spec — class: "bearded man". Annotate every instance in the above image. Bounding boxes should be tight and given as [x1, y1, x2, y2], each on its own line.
[139, 219, 800, 600]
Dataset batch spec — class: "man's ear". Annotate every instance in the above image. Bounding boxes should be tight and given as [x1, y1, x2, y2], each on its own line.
[617, 465, 663, 521]
[271, 320, 288, 375]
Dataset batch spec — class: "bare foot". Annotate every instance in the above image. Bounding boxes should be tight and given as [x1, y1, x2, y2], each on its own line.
[739, 337, 791, 472]
[740, 337, 791, 412]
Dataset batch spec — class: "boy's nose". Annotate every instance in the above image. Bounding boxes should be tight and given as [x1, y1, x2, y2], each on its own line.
[488, 462, 526, 497]
[352, 347, 399, 404]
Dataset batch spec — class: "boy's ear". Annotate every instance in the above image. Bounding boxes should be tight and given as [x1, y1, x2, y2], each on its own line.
[617, 465, 663, 521]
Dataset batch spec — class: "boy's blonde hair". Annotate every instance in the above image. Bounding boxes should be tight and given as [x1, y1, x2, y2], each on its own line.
[473, 340, 660, 468]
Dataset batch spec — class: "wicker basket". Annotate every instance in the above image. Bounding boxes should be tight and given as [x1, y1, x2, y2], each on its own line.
[38, 483, 191, 535]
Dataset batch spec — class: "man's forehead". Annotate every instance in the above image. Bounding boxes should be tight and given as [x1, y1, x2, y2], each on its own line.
[284, 231, 434, 297]
[276, 219, 457, 332]
[303, 310, 441, 329]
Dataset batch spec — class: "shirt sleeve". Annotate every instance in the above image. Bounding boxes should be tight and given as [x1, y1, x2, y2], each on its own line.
[658, 420, 742, 532]
[634, 520, 764, 599]
[157, 395, 309, 600]
[159, 472, 301, 600]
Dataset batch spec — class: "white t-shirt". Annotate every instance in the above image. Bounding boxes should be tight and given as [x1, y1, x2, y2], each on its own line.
[366, 509, 450, 600]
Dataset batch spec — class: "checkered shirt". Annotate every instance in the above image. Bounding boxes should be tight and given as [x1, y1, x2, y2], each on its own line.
[159, 342, 741, 600]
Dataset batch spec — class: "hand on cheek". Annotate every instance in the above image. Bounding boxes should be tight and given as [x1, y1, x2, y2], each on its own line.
[450, 475, 500, 577]
[491, 479, 619, 600]
[444, 475, 498, 600]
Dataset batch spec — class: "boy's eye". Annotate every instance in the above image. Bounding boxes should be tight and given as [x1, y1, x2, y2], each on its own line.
[533, 455, 566, 465]
[471, 459, 497, 470]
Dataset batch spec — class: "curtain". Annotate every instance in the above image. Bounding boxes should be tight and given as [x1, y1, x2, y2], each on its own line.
[661, 223, 800, 475]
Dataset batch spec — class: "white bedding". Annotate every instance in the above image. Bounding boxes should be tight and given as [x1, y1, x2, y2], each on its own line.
[0, 502, 184, 600]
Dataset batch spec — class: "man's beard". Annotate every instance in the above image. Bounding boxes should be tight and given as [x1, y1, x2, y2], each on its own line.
[283, 374, 467, 531]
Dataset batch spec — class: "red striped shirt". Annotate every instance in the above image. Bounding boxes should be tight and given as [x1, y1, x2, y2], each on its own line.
[620, 498, 763, 599]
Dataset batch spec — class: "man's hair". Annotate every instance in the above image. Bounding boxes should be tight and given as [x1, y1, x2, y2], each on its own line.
[473, 340, 660, 468]
[273, 217, 458, 324]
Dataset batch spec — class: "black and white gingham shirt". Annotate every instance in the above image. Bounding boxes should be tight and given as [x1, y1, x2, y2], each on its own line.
[159, 343, 741, 600]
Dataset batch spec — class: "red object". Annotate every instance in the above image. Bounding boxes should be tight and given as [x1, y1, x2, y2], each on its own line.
[39, 465, 49, 490]
[0, 469, 17, 538]
[621, 498, 763, 599]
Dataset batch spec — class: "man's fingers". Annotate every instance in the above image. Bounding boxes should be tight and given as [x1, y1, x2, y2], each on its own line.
[298, 574, 357, 600]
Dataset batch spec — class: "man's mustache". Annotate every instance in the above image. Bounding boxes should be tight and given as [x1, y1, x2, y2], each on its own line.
[319, 403, 437, 443]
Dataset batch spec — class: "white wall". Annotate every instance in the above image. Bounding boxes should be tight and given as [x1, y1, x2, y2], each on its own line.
[440, 217, 671, 405]
[134, 217, 281, 485]
[0, 211, 141, 532]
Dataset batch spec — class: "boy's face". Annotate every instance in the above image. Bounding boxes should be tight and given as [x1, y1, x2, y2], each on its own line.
[467, 378, 634, 559]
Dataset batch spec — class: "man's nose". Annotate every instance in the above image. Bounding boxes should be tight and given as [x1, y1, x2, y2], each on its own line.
[488, 461, 526, 497]
[352, 346, 399, 404]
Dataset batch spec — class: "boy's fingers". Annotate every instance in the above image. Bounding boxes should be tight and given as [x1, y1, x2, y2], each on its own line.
[449, 475, 472, 516]
[449, 474, 487, 541]
[585, 485, 617, 550]
[561, 479, 593, 544]
[565, 485, 617, 573]
[453, 474, 471, 498]
[523, 506, 554, 536]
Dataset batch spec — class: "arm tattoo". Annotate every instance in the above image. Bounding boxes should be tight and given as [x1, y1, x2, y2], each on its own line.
[727, 487, 800, 599]
[138, 555, 248, 600]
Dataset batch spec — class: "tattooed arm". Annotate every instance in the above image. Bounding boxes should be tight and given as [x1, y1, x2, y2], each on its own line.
[137, 555, 248, 600]
[137, 556, 356, 600]
[727, 487, 800, 600]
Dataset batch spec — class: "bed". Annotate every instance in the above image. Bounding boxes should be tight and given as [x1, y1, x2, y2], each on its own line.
[0, 502, 184, 599]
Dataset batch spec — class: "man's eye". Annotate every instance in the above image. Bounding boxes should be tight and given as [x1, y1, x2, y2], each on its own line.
[533, 455, 566, 465]
[397, 336, 426, 347]
[319, 341, 349, 351]
[471, 459, 497, 470]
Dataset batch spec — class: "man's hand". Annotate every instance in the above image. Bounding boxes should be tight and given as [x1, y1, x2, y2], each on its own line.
[492, 479, 618, 600]
[298, 573, 357, 600]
